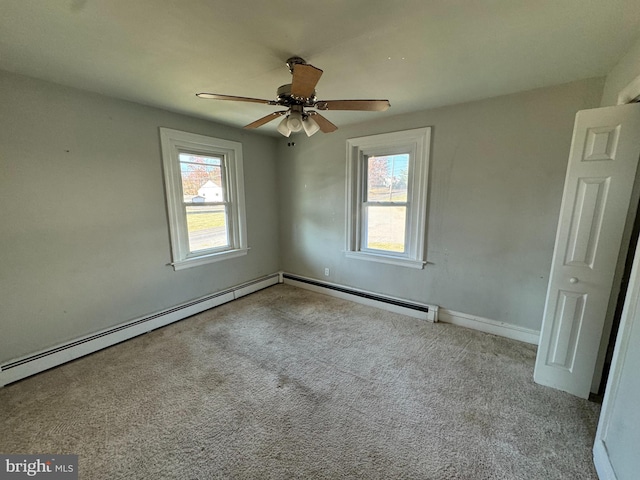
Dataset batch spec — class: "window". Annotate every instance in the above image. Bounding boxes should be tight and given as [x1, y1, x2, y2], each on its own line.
[159, 128, 247, 270]
[346, 127, 431, 269]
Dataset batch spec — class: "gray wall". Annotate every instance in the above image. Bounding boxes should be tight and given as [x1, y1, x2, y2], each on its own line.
[277, 77, 604, 331]
[0, 70, 280, 363]
[0, 69, 606, 364]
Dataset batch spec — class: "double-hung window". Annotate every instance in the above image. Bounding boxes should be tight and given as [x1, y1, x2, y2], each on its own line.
[346, 127, 431, 269]
[160, 128, 247, 270]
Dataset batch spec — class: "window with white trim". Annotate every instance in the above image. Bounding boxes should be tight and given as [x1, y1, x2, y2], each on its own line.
[346, 127, 431, 269]
[159, 128, 248, 270]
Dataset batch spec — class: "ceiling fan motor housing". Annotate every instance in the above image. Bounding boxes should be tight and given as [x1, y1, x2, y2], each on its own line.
[277, 84, 316, 106]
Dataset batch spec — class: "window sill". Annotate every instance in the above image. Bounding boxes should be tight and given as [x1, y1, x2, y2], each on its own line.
[170, 248, 249, 271]
[345, 251, 426, 269]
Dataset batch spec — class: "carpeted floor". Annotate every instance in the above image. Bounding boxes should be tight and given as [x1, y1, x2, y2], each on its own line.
[1, 284, 600, 479]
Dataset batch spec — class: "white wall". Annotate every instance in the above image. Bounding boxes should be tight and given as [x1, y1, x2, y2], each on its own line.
[0, 70, 280, 364]
[277, 78, 604, 332]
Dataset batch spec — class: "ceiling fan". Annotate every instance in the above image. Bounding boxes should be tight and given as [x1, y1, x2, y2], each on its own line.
[196, 57, 390, 137]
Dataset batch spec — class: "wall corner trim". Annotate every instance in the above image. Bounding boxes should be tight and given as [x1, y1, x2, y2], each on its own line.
[617, 72, 640, 105]
[0, 273, 280, 388]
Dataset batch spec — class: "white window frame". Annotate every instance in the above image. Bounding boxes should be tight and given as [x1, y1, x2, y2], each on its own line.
[159, 128, 248, 270]
[346, 127, 431, 269]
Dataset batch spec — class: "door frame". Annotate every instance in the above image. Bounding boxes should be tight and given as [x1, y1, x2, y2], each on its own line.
[593, 72, 640, 479]
[591, 75, 640, 393]
[534, 102, 640, 398]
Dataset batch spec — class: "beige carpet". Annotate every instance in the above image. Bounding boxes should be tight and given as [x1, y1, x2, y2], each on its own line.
[1, 284, 600, 479]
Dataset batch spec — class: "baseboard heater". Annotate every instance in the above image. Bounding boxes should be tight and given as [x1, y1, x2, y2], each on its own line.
[282, 273, 438, 322]
[282, 273, 541, 345]
[0, 273, 280, 387]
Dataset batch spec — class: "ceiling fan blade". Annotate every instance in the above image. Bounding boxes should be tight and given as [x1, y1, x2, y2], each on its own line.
[314, 99, 390, 111]
[196, 93, 272, 104]
[308, 112, 338, 133]
[244, 111, 288, 129]
[291, 64, 323, 98]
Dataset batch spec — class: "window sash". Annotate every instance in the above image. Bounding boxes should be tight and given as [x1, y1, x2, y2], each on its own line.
[179, 152, 227, 203]
[360, 152, 411, 255]
[182, 203, 231, 256]
[178, 152, 234, 255]
[361, 202, 409, 255]
[363, 153, 410, 204]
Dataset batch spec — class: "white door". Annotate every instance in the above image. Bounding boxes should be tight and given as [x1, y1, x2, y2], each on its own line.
[534, 103, 640, 399]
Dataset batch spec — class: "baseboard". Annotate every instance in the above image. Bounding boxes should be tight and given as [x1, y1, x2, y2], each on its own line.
[0, 273, 279, 387]
[282, 273, 438, 322]
[593, 440, 617, 480]
[439, 309, 540, 345]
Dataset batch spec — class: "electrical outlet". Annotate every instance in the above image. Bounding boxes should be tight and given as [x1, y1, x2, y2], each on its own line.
[324, 268, 330, 276]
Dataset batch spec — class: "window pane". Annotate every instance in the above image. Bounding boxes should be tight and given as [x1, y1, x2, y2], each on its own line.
[179, 155, 224, 203]
[365, 205, 406, 252]
[185, 205, 229, 252]
[367, 154, 409, 202]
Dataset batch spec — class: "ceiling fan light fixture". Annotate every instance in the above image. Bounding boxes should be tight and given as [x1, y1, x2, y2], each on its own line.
[277, 116, 292, 137]
[303, 115, 320, 137]
[287, 111, 303, 132]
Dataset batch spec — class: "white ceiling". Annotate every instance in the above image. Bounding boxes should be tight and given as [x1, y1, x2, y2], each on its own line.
[1, 1, 639, 136]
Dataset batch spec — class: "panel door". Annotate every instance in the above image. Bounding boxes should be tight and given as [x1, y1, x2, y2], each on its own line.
[534, 103, 640, 398]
